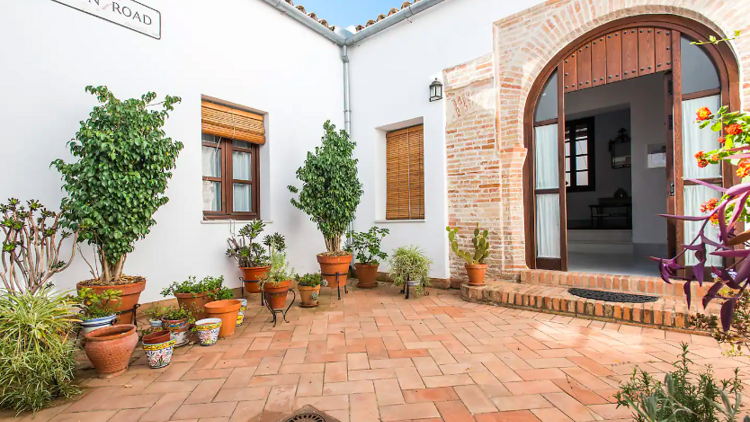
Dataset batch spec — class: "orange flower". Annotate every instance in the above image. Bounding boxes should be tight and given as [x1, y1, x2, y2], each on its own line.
[727, 124, 744, 136]
[698, 160, 709, 168]
[701, 198, 719, 213]
[711, 154, 719, 162]
[737, 160, 750, 178]
[710, 213, 719, 226]
[718, 136, 726, 144]
[696, 107, 712, 121]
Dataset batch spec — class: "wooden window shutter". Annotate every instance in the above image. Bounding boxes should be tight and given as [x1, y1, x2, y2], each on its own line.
[386, 125, 424, 220]
[201, 101, 266, 145]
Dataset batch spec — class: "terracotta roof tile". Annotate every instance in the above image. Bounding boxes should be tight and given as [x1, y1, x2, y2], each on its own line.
[281, 0, 337, 32]
[280, 0, 418, 34]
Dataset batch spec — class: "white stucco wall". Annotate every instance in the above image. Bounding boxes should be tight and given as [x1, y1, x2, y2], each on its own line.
[347, 0, 545, 279]
[0, 0, 344, 302]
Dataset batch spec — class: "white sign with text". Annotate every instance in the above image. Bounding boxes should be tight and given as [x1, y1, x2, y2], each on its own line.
[52, 0, 161, 39]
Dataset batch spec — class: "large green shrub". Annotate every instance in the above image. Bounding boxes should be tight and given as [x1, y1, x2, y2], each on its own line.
[52, 86, 183, 284]
[288, 121, 363, 254]
[0, 288, 80, 413]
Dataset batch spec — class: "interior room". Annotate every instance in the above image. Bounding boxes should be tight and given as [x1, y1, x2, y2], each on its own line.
[564, 74, 668, 276]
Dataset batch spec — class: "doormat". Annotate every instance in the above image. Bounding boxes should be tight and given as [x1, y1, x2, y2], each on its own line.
[568, 288, 659, 303]
[275, 405, 341, 422]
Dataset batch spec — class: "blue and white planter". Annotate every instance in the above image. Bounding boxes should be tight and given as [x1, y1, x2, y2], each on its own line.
[236, 298, 248, 326]
[149, 319, 164, 329]
[80, 314, 117, 335]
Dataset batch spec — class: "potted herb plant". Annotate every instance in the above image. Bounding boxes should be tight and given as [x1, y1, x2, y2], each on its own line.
[389, 246, 432, 297]
[446, 224, 491, 286]
[346, 226, 389, 289]
[296, 273, 327, 307]
[227, 220, 270, 294]
[260, 233, 294, 310]
[160, 305, 196, 347]
[160, 276, 224, 319]
[288, 121, 363, 288]
[144, 306, 169, 329]
[52, 86, 183, 325]
[74, 287, 122, 335]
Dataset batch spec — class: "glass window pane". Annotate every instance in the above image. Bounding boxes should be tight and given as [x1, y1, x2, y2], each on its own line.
[536, 194, 560, 258]
[202, 146, 221, 178]
[577, 171, 589, 186]
[535, 124, 559, 189]
[576, 156, 588, 170]
[233, 184, 252, 212]
[565, 173, 571, 187]
[202, 133, 219, 144]
[233, 151, 252, 181]
[681, 37, 720, 94]
[233, 140, 254, 149]
[565, 158, 570, 172]
[564, 142, 570, 157]
[535, 71, 558, 122]
[684, 185, 721, 266]
[682, 96, 721, 179]
[575, 140, 587, 155]
[202, 181, 221, 211]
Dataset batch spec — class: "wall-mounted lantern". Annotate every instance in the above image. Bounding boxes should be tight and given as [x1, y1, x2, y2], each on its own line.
[429, 78, 443, 102]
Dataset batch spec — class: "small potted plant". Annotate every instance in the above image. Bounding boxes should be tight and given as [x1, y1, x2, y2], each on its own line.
[346, 226, 389, 289]
[160, 305, 196, 347]
[390, 246, 432, 297]
[53, 87, 183, 325]
[227, 220, 271, 294]
[74, 287, 122, 335]
[260, 233, 294, 310]
[296, 273, 327, 307]
[446, 224, 490, 286]
[144, 306, 169, 329]
[288, 121, 363, 289]
[160, 276, 224, 319]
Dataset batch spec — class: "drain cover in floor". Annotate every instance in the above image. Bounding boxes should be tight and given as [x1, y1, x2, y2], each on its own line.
[568, 288, 659, 303]
[276, 406, 340, 422]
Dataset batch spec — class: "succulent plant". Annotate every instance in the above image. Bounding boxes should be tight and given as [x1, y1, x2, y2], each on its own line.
[446, 224, 490, 265]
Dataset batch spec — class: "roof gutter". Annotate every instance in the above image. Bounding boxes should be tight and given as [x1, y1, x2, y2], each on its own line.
[261, 0, 346, 45]
[345, 0, 447, 46]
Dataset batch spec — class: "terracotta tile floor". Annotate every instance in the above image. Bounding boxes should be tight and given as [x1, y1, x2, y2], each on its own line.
[4, 282, 750, 422]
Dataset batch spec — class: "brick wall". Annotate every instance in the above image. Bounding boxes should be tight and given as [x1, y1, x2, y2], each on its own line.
[443, 0, 750, 282]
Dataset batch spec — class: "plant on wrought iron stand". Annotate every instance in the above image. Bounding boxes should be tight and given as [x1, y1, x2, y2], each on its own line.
[227, 220, 270, 294]
[389, 245, 432, 298]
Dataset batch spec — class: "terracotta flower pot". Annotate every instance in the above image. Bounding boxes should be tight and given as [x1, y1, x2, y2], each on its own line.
[142, 330, 171, 345]
[84, 324, 138, 379]
[76, 278, 146, 325]
[317, 254, 352, 288]
[298, 285, 321, 308]
[264, 280, 291, 310]
[355, 263, 379, 289]
[162, 318, 190, 347]
[241, 266, 270, 294]
[204, 300, 242, 338]
[174, 290, 215, 320]
[465, 263, 488, 286]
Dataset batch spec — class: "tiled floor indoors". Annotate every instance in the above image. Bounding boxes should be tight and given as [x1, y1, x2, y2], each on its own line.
[4, 281, 749, 422]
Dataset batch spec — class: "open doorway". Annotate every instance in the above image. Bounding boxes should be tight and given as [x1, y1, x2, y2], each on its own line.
[564, 74, 667, 276]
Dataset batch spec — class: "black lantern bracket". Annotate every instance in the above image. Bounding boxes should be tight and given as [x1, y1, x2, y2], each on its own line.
[430, 78, 443, 102]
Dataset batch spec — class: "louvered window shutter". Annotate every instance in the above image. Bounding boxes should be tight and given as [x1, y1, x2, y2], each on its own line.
[386, 125, 425, 220]
[201, 101, 265, 144]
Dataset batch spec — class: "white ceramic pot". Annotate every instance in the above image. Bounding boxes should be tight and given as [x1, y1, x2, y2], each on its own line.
[80, 314, 117, 335]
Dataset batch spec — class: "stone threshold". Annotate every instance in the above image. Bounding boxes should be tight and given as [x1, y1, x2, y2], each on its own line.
[460, 281, 721, 334]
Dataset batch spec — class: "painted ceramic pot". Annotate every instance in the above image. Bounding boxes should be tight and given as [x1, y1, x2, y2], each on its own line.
[80, 314, 117, 335]
[162, 318, 190, 347]
[148, 319, 163, 329]
[142, 338, 176, 369]
[236, 298, 248, 326]
[195, 318, 222, 346]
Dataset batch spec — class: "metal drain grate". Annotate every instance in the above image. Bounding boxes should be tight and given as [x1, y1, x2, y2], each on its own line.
[568, 288, 659, 303]
[276, 406, 340, 422]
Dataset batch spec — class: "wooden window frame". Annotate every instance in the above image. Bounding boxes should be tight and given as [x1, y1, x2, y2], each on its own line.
[565, 117, 596, 193]
[386, 125, 425, 221]
[202, 135, 261, 220]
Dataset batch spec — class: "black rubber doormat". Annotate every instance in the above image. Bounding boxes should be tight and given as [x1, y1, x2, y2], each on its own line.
[568, 288, 659, 303]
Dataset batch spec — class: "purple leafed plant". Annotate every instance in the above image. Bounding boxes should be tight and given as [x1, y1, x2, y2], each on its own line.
[656, 103, 750, 333]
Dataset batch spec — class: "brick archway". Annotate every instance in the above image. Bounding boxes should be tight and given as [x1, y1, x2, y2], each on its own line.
[444, 1, 749, 283]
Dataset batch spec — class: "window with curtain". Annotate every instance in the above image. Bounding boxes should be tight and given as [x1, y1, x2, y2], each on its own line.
[201, 101, 263, 220]
[564, 118, 595, 192]
[386, 125, 424, 220]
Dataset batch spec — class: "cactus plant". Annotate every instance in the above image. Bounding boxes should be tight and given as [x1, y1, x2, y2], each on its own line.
[446, 224, 490, 265]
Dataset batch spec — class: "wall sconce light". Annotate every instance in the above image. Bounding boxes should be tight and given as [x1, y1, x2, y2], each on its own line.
[429, 78, 443, 102]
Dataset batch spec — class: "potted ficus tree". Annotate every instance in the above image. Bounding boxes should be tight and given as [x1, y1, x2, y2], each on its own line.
[288, 121, 363, 288]
[52, 86, 183, 325]
[227, 220, 270, 294]
[446, 224, 491, 287]
[346, 227, 389, 289]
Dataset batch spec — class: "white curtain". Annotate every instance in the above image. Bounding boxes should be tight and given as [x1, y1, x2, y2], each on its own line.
[202, 181, 221, 211]
[683, 185, 722, 267]
[233, 151, 252, 181]
[536, 194, 560, 258]
[535, 124, 559, 189]
[233, 184, 252, 212]
[202, 146, 221, 177]
[682, 96, 721, 180]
